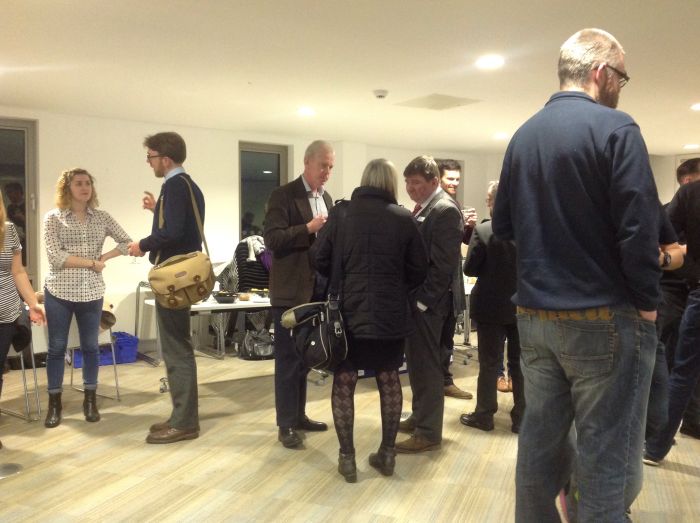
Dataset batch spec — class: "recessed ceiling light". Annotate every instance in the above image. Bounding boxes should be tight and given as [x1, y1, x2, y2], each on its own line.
[262, 170, 272, 174]
[475, 54, 505, 70]
[691, 103, 700, 111]
[297, 106, 316, 117]
[493, 132, 509, 140]
[683, 144, 700, 150]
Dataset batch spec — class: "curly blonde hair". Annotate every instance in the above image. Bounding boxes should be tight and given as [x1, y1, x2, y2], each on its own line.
[55, 168, 99, 210]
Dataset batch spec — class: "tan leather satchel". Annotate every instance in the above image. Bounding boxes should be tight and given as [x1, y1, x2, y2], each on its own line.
[148, 177, 215, 309]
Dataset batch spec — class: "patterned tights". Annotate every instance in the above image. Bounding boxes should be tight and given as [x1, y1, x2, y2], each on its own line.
[331, 362, 403, 454]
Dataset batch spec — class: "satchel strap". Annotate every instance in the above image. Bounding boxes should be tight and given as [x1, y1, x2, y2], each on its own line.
[155, 175, 209, 265]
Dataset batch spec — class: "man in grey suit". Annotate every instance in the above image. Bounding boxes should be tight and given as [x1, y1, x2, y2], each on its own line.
[396, 156, 464, 453]
[264, 140, 334, 448]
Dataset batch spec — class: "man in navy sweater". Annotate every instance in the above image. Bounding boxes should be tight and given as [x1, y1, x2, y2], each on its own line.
[129, 131, 206, 444]
[492, 29, 660, 521]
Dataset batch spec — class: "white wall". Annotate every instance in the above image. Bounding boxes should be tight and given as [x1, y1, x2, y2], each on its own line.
[650, 154, 678, 204]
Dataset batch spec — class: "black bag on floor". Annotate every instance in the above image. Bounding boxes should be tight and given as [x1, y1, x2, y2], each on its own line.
[240, 329, 274, 360]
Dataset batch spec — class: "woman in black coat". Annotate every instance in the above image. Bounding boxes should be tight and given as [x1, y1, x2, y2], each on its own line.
[312, 159, 427, 482]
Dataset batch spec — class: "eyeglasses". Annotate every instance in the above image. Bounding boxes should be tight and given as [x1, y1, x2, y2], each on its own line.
[606, 64, 630, 88]
[146, 154, 163, 161]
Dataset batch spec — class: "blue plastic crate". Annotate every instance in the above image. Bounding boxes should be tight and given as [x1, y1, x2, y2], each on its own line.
[112, 332, 138, 363]
[72, 332, 138, 368]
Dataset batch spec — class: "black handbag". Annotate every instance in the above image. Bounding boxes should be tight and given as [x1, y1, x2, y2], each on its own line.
[281, 203, 348, 371]
[11, 308, 32, 353]
[241, 329, 275, 360]
[281, 298, 347, 371]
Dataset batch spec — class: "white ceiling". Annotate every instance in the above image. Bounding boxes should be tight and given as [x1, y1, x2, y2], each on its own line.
[2, 0, 699, 156]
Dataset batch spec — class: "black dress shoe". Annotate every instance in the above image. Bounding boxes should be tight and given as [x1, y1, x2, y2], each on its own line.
[297, 416, 328, 431]
[278, 427, 303, 448]
[460, 412, 494, 431]
[680, 421, 700, 439]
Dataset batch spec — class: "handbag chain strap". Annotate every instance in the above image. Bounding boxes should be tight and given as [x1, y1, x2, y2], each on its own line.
[155, 175, 210, 265]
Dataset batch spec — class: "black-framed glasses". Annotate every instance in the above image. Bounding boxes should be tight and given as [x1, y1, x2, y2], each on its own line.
[606, 64, 629, 88]
[146, 154, 163, 161]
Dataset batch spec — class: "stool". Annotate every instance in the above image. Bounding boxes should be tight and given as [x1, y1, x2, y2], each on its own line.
[69, 328, 121, 401]
[0, 341, 41, 422]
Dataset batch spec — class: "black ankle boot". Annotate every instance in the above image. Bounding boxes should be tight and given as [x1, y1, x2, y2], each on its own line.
[338, 451, 357, 483]
[44, 392, 62, 428]
[83, 389, 100, 422]
[369, 446, 396, 476]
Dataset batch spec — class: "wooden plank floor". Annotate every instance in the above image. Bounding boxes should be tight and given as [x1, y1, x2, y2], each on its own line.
[1, 338, 699, 522]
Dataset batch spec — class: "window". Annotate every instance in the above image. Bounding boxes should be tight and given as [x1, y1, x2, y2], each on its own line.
[239, 142, 288, 240]
[0, 119, 37, 282]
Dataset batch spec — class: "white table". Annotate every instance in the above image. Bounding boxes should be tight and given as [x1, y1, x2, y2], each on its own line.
[144, 297, 271, 359]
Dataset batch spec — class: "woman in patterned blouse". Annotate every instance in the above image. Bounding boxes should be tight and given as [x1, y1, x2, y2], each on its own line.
[43, 168, 131, 428]
[0, 188, 45, 450]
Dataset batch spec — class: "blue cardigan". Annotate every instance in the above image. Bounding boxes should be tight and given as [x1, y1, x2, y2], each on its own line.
[140, 173, 206, 265]
[492, 91, 660, 311]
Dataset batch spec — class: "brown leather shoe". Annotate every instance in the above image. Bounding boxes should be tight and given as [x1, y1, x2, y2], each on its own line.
[146, 426, 199, 444]
[444, 384, 473, 399]
[149, 421, 200, 433]
[395, 434, 441, 454]
[398, 416, 415, 433]
[497, 376, 510, 393]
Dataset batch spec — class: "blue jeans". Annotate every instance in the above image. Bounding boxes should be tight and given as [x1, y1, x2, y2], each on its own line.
[515, 306, 656, 523]
[44, 288, 103, 393]
[646, 287, 700, 460]
[645, 339, 669, 439]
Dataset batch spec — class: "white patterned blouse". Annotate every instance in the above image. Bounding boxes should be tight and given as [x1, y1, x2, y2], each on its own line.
[43, 208, 131, 302]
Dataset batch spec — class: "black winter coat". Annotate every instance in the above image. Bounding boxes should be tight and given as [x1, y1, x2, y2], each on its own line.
[312, 186, 428, 339]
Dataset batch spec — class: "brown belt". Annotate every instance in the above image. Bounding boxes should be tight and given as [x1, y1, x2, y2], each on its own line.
[517, 306, 612, 321]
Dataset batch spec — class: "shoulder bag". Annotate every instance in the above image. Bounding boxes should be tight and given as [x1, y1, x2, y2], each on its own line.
[281, 202, 348, 371]
[148, 177, 215, 309]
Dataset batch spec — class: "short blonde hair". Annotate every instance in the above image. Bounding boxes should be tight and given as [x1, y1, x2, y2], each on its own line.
[361, 159, 398, 200]
[487, 180, 499, 200]
[55, 168, 99, 210]
[558, 28, 625, 88]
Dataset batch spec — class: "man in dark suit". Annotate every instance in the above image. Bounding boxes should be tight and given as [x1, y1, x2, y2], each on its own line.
[460, 181, 524, 433]
[263, 140, 334, 448]
[396, 156, 464, 453]
[437, 159, 474, 400]
[128, 131, 205, 444]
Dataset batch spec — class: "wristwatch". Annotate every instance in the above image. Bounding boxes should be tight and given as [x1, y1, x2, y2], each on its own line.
[661, 251, 672, 268]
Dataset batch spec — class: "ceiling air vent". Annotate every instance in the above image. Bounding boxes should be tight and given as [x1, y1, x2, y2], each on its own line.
[396, 94, 480, 110]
